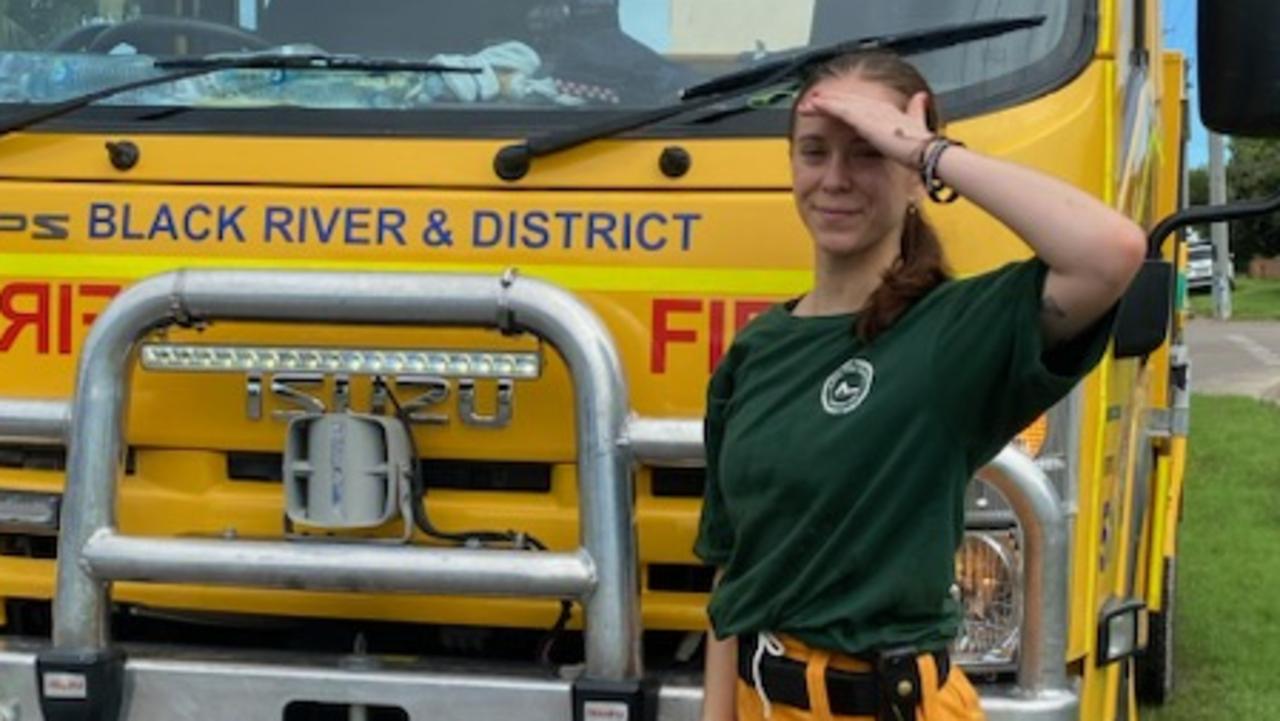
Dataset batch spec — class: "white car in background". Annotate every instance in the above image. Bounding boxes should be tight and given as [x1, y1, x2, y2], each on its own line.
[1187, 240, 1235, 293]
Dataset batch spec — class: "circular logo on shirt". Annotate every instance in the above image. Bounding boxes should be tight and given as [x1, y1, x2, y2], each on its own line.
[820, 358, 874, 416]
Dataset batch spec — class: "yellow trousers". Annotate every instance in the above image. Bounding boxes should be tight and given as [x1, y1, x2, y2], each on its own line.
[735, 636, 985, 721]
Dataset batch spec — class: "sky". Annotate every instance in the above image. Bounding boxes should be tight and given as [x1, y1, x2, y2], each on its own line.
[620, 0, 668, 51]
[1162, 0, 1209, 167]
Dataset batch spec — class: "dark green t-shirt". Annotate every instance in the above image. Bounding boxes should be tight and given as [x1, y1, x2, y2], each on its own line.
[693, 259, 1113, 654]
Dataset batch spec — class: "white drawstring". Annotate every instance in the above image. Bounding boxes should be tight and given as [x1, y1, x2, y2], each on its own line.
[751, 632, 786, 719]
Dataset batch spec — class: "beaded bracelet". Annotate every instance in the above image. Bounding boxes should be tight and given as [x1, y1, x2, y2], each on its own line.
[917, 137, 965, 204]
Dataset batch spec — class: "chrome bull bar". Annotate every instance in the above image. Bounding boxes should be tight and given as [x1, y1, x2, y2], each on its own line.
[0, 399, 68, 445]
[48, 269, 641, 682]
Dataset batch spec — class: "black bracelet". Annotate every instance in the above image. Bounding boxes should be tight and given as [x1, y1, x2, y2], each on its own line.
[919, 137, 965, 204]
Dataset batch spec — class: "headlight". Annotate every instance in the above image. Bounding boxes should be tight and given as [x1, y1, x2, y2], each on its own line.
[953, 530, 1021, 669]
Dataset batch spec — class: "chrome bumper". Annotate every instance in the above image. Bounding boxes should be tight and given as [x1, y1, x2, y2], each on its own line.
[0, 641, 1076, 721]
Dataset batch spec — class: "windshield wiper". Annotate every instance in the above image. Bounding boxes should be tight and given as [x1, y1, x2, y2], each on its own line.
[0, 52, 480, 140]
[493, 14, 1045, 181]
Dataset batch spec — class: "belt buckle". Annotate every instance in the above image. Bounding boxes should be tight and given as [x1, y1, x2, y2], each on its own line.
[874, 646, 922, 721]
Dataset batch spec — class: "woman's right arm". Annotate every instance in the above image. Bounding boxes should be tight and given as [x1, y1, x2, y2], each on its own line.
[701, 570, 737, 721]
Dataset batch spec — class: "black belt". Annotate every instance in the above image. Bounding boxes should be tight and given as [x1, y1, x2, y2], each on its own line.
[736, 635, 950, 719]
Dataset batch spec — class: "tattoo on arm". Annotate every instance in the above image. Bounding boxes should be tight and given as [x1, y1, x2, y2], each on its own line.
[1041, 294, 1069, 321]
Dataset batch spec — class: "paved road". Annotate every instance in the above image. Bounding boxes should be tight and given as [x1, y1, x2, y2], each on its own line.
[1185, 318, 1280, 402]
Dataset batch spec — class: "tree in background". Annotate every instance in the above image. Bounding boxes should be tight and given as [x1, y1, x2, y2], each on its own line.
[1187, 165, 1209, 242]
[1227, 137, 1280, 270]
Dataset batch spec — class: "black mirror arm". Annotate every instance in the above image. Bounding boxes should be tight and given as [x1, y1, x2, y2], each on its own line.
[1147, 188, 1280, 258]
[1115, 188, 1280, 360]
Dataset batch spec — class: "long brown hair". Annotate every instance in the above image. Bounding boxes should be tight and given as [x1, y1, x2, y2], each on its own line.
[790, 51, 951, 343]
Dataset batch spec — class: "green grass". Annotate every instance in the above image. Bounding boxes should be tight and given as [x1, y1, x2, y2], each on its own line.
[1188, 277, 1280, 320]
[1145, 395, 1280, 719]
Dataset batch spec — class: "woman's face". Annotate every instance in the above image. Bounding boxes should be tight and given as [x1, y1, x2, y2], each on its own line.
[790, 73, 921, 260]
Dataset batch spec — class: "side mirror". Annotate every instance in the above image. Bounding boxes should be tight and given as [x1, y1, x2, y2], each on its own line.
[1113, 259, 1173, 359]
[1198, 0, 1280, 136]
[1129, 191, 1280, 358]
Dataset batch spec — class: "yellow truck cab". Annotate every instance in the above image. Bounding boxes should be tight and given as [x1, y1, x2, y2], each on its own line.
[0, 1, 1278, 720]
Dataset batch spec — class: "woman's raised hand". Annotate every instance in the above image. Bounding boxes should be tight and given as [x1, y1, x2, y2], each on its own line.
[798, 90, 934, 168]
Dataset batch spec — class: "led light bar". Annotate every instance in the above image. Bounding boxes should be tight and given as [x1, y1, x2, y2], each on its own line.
[139, 344, 542, 379]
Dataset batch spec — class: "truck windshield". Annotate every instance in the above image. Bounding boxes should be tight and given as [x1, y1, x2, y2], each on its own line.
[0, 0, 1086, 130]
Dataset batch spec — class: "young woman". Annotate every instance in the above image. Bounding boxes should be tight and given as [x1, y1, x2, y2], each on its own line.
[694, 51, 1145, 721]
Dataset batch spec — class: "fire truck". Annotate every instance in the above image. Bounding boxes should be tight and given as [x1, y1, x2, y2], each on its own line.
[0, 1, 1277, 719]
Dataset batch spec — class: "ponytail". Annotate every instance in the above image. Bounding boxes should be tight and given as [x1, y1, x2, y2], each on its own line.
[855, 206, 950, 343]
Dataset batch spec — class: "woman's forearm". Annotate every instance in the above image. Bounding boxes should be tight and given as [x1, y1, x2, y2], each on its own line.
[935, 146, 1146, 288]
[702, 569, 736, 721]
[702, 631, 738, 721]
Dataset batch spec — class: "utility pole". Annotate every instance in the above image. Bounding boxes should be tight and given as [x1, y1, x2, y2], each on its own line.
[1208, 131, 1233, 319]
